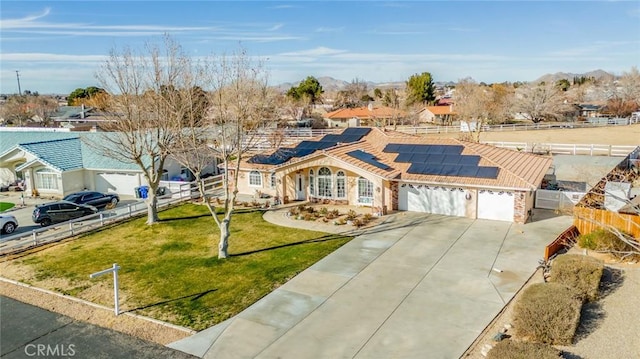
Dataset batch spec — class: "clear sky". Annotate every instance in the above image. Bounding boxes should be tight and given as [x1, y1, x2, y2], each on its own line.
[1, 1, 639, 95]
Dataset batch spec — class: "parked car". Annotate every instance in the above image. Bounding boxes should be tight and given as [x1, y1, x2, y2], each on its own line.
[0, 213, 18, 234]
[32, 201, 98, 227]
[63, 191, 119, 209]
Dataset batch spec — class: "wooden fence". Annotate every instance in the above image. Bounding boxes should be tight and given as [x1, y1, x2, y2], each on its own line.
[573, 206, 640, 238]
[544, 225, 580, 261]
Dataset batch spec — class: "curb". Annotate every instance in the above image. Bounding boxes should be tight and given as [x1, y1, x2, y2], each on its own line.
[0, 276, 197, 335]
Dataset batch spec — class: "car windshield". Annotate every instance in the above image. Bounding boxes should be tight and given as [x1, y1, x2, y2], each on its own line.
[63, 194, 82, 201]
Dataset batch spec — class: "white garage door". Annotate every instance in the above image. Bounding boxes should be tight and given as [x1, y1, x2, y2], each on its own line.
[477, 190, 515, 221]
[96, 172, 140, 196]
[398, 184, 467, 217]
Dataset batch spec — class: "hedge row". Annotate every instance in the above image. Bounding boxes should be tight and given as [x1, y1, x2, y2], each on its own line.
[550, 254, 604, 302]
[486, 339, 562, 359]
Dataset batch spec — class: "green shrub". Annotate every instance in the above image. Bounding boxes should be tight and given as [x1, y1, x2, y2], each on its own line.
[550, 254, 604, 302]
[513, 283, 582, 345]
[319, 207, 328, 215]
[486, 340, 561, 359]
[346, 209, 357, 220]
[577, 229, 639, 260]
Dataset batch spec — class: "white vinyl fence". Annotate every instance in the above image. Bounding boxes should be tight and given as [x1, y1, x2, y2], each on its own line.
[0, 175, 225, 256]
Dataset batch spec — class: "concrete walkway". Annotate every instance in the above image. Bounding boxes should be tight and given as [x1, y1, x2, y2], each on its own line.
[169, 209, 572, 359]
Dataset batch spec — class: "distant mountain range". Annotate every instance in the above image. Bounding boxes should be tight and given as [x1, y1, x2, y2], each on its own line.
[274, 70, 617, 92]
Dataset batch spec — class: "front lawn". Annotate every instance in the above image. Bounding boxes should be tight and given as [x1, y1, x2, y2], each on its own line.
[12, 203, 352, 330]
[0, 202, 15, 211]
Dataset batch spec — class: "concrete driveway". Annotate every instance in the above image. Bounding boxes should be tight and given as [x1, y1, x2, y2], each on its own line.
[169, 211, 572, 359]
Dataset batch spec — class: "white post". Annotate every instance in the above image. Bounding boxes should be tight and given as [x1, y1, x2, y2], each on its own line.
[90, 263, 121, 316]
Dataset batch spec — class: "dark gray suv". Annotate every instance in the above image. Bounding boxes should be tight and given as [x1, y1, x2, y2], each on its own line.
[32, 201, 98, 227]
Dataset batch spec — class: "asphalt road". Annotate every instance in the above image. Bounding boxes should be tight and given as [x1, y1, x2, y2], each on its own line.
[0, 296, 196, 359]
[0, 198, 139, 238]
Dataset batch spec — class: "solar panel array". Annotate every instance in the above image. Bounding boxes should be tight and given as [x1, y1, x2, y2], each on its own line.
[346, 150, 391, 171]
[383, 143, 500, 179]
[248, 127, 372, 165]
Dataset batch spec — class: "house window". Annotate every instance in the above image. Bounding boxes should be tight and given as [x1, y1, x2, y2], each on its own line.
[309, 169, 315, 196]
[317, 167, 332, 197]
[36, 169, 58, 190]
[336, 171, 346, 198]
[249, 171, 262, 187]
[357, 177, 374, 204]
[270, 172, 276, 189]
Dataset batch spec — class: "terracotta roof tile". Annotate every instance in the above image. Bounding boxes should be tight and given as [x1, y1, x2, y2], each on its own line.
[324, 106, 406, 119]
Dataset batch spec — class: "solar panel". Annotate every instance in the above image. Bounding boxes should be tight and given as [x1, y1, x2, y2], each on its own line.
[457, 165, 480, 177]
[394, 152, 414, 162]
[321, 134, 342, 142]
[427, 145, 446, 154]
[442, 145, 464, 155]
[315, 141, 337, 150]
[439, 165, 461, 176]
[458, 155, 480, 166]
[407, 163, 425, 174]
[397, 145, 416, 153]
[422, 163, 443, 175]
[342, 127, 371, 137]
[338, 135, 362, 143]
[426, 154, 445, 163]
[476, 167, 499, 179]
[410, 153, 430, 163]
[383, 144, 402, 153]
[292, 148, 315, 157]
[295, 141, 316, 149]
[442, 155, 462, 165]
[346, 150, 391, 170]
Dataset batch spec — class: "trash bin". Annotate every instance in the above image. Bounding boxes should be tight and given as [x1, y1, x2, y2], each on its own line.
[139, 185, 149, 199]
[134, 186, 142, 199]
[156, 186, 166, 196]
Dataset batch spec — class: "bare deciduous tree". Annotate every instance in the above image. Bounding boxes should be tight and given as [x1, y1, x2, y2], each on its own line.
[453, 78, 490, 142]
[172, 47, 276, 259]
[513, 82, 571, 123]
[93, 35, 187, 225]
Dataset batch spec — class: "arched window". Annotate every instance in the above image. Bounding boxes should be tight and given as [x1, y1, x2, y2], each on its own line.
[357, 177, 373, 204]
[317, 167, 332, 197]
[336, 171, 346, 198]
[249, 171, 262, 187]
[309, 169, 315, 196]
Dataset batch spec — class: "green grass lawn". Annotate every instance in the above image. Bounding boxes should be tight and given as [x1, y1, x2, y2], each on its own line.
[18, 203, 352, 330]
[0, 202, 15, 211]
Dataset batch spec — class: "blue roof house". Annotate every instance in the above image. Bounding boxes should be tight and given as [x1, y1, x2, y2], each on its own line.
[0, 130, 194, 198]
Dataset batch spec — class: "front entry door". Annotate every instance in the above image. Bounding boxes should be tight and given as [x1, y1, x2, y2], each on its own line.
[295, 174, 305, 200]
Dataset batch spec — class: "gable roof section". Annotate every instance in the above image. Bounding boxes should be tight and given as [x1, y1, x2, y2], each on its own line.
[325, 106, 406, 120]
[424, 106, 456, 116]
[241, 127, 551, 190]
[18, 138, 84, 171]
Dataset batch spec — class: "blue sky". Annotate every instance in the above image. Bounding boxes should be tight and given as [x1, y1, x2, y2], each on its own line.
[1, 1, 639, 94]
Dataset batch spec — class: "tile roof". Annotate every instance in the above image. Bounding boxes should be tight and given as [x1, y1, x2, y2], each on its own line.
[19, 139, 84, 171]
[424, 105, 456, 115]
[324, 106, 406, 119]
[0, 131, 143, 172]
[241, 127, 551, 190]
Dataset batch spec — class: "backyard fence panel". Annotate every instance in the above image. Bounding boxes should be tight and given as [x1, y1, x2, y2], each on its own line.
[573, 207, 640, 238]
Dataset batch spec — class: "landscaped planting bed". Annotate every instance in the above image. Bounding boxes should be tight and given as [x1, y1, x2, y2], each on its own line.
[550, 254, 604, 302]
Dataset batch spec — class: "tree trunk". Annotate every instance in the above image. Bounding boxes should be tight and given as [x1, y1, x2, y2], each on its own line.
[146, 191, 159, 225]
[218, 218, 230, 258]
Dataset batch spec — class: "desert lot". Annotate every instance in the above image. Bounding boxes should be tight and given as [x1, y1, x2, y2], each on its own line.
[433, 123, 640, 145]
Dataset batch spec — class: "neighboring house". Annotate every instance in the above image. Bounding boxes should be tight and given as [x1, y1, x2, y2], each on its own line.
[576, 104, 604, 118]
[51, 105, 114, 131]
[418, 105, 456, 125]
[235, 127, 552, 223]
[0, 130, 214, 198]
[324, 106, 406, 128]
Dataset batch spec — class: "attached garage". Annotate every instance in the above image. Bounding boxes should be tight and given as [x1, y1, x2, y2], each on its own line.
[477, 190, 515, 221]
[96, 172, 140, 196]
[398, 184, 467, 217]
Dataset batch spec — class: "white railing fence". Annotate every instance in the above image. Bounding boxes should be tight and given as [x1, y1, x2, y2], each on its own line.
[0, 175, 225, 255]
[483, 142, 636, 157]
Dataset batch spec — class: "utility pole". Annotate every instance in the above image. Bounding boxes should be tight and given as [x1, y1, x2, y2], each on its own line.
[16, 70, 22, 95]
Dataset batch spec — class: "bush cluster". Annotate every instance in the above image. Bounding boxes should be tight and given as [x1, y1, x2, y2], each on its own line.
[513, 282, 582, 345]
[578, 229, 639, 260]
[487, 340, 562, 359]
[550, 254, 604, 302]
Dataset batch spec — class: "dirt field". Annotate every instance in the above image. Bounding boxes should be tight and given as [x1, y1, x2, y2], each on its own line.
[432, 123, 640, 145]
